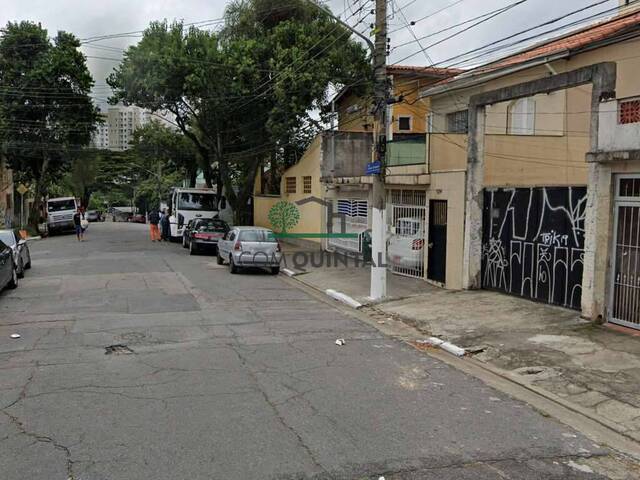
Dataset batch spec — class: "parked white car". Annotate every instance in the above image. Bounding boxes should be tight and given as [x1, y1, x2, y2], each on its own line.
[217, 227, 282, 275]
[387, 217, 425, 269]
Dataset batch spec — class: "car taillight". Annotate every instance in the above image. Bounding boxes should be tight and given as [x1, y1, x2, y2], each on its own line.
[412, 239, 424, 250]
[234, 241, 242, 251]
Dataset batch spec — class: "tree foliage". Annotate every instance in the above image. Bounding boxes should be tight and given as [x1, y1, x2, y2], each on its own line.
[268, 201, 300, 233]
[0, 21, 99, 225]
[108, 0, 370, 224]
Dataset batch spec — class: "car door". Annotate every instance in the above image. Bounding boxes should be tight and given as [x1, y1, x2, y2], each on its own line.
[0, 241, 10, 287]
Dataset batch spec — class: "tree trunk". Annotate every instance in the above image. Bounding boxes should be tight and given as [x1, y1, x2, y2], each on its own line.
[224, 157, 260, 226]
[28, 155, 49, 230]
[188, 169, 197, 188]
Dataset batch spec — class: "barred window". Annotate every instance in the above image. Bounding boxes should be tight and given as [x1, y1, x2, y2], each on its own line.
[285, 177, 296, 194]
[619, 98, 640, 125]
[446, 110, 468, 133]
[303, 176, 312, 194]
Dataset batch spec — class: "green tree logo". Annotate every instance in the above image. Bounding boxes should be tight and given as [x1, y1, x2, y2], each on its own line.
[268, 201, 300, 233]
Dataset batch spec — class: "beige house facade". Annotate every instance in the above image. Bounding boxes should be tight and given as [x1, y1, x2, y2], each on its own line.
[0, 157, 13, 228]
[418, 7, 640, 330]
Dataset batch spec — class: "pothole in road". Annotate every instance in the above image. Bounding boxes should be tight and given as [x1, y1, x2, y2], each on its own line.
[105, 344, 134, 355]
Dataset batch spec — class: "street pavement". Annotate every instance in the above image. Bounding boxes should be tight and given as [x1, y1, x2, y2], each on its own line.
[0, 222, 633, 479]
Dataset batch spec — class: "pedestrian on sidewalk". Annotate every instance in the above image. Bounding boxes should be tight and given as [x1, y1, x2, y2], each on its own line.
[160, 208, 171, 241]
[148, 209, 161, 242]
[73, 207, 86, 242]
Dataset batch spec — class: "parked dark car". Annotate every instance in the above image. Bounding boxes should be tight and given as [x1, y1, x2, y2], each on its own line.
[0, 239, 18, 292]
[0, 229, 31, 278]
[182, 217, 230, 255]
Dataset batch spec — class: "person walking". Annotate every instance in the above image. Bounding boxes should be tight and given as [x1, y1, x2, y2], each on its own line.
[148, 209, 161, 242]
[73, 207, 85, 242]
[160, 208, 171, 241]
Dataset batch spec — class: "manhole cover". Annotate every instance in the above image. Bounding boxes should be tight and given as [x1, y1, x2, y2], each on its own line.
[105, 344, 134, 355]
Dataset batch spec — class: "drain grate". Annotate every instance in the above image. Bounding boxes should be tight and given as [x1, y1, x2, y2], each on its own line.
[105, 344, 134, 355]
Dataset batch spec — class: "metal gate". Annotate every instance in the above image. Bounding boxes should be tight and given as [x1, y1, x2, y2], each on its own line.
[482, 187, 587, 309]
[328, 198, 368, 253]
[610, 175, 640, 330]
[387, 189, 426, 279]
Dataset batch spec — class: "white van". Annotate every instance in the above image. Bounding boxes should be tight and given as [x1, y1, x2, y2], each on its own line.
[46, 197, 78, 233]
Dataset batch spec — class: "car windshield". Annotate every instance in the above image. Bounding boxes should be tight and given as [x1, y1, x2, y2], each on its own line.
[239, 230, 277, 242]
[0, 231, 15, 246]
[48, 199, 76, 212]
[197, 220, 227, 233]
[177, 193, 217, 211]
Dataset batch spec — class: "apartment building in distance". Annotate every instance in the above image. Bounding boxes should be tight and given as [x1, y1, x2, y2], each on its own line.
[107, 105, 151, 151]
[90, 113, 109, 149]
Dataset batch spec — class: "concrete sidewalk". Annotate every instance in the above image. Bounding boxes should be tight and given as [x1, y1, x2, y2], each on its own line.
[284, 249, 640, 444]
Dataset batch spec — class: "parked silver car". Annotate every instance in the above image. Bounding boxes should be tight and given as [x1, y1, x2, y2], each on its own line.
[0, 230, 31, 278]
[217, 227, 282, 274]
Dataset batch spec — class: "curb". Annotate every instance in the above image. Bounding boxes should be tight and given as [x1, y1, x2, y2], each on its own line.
[325, 289, 363, 309]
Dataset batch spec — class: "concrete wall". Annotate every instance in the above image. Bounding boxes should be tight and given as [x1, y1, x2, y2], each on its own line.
[321, 131, 373, 179]
[597, 100, 640, 151]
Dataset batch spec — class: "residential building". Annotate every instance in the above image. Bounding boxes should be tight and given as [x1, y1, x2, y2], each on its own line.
[107, 105, 151, 151]
[415, 8, 640, 331]
[91, 113, 109, 149]
[253, 65, 459, 254]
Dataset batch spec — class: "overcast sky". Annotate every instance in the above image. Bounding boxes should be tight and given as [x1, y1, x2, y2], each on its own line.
[0, 0, 621, 107]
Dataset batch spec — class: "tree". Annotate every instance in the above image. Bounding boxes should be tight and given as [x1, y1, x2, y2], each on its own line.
[268, 201, 300, 233]
[0, 22, 99, 227]
[108, 1, 370, 224]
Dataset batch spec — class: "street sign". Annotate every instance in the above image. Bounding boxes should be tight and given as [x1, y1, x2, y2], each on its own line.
[365, 161, 382, 175]
[17, 184, 28, 195]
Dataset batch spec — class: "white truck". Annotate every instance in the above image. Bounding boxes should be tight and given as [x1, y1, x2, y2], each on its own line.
[46, 197, 79, 234]
[168, 187, 233, 240]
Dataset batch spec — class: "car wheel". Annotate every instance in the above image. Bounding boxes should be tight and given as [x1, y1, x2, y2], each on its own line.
[229, 256, 238, 274]
[217, 252, 224, 265]
[271, 266, 280, 275]
[182, 236, 188, 248]
[189, 241, 198, 256]
[8, 264, 18, 289]
[17, 259, 24, 279]
[25, 251, 31, 269]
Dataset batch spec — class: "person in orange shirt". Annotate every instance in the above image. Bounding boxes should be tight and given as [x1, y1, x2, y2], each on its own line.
[148, 209, 161, 242]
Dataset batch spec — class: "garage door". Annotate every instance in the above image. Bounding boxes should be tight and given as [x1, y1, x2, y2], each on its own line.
[482, 187, 587, 309]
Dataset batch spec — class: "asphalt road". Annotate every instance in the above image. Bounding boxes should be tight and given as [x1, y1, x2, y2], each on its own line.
[0, 222, 627, 479]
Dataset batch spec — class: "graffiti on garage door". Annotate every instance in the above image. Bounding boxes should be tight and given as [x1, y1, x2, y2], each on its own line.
[482, 187, 587, 309]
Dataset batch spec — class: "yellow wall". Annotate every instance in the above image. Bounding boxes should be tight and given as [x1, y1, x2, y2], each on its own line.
[427, 171, 466, 290]
[429, 134, 468, 172]
[277, 136, 324, 243]
[254, 195, 280, 229]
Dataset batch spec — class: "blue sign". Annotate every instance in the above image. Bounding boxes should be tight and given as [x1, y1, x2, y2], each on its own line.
[366, 161, 382, 175]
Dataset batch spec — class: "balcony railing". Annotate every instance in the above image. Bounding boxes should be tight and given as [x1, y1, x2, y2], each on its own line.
[387, 136, 426, 167]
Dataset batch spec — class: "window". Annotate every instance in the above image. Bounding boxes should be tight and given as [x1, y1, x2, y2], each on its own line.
[303, 176, 312, 194]
[446, 110, 468, 133]
[398, 116, 412, 131]
[285, 177, 296, 194]
[619, 98, 640, 124]
[177, 193, 217, 211]
[508, 98, 535, 135]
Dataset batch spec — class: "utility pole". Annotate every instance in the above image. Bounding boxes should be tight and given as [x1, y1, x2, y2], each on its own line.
[370, 0, 388, 300]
